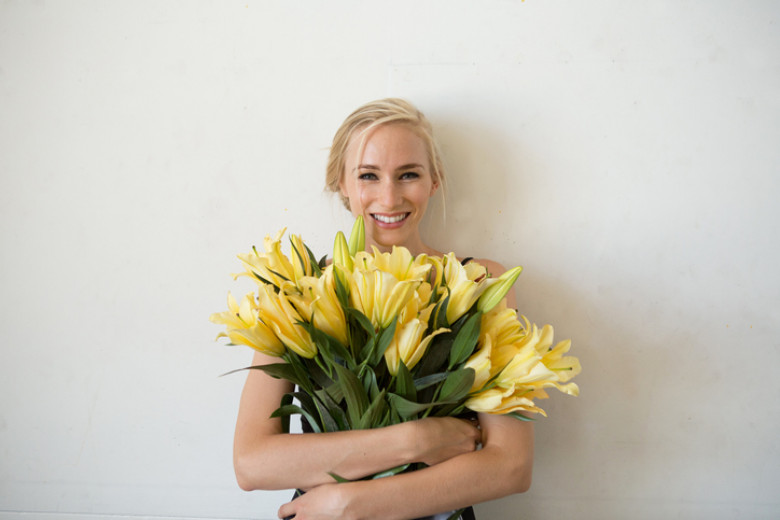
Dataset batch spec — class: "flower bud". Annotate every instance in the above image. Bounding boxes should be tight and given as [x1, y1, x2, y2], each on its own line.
[348, 216, 365, 255]
[477, 266, 523, 313]
[333, 231, 353, 272]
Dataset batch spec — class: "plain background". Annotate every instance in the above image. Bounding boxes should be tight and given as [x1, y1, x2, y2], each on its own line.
[1, 1, 778, 518]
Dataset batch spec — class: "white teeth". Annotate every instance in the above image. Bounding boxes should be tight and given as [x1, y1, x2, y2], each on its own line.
[373, 213, 408, 224]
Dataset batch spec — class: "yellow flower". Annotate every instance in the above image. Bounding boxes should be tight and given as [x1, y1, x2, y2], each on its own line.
[464, 339, 493, 390]
[209, 291, 255, 331]
[465, 386, 548, 416]
[441, 254, 492, 324]
[465, 312, 581, 415]
[256, 284, 317, 358]
[530, 326, 581, 396]
[295, 267, 348, 345]
[384, 318, 449, 375]
[209, 292, 285, 356]
[237, 229, 296, 288]
[348, 261, 422, 330]
[290, 233, 315, 283]
[370, 246, 432, 282]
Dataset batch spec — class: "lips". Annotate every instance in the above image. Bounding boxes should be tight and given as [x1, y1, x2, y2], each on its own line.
[371, 213, 410, 225]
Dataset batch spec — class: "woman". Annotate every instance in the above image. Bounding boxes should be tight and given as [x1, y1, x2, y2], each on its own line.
[233, 98, 533, 520]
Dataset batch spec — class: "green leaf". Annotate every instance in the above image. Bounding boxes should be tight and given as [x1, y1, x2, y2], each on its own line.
[436, 290, 451, 329]
[270, 404, 322, 433]
[449, 311, 482, 369]
[394, 361, 417, 402]
[333, 267, 350, 308]
[439, 368, 476, 403]
[300, 320, 355, 370]
[357, 389, 388, 430]
[414, 333, 455, 378]
[446, 509, 468, 520]
[387, 393, 450, 420]
[304, 242, 323, 276]
[371, 463, 410, 479]
[266, 267, 291, 283]
[346, 307, 376, 337]
[278, 393, 294, 433]
[364, 367, 381, 401]
[371, 317, 398, 366]
[506, 411, 537, 422]
[413, 372, 449, 391]
[286, 354, 315, 393]
[246, 363, 304, 387]
[313, 389, 346, 431]
[318, 254, 328, 270]
[328, 471, 351, 483]
[333, 363, 369, 427]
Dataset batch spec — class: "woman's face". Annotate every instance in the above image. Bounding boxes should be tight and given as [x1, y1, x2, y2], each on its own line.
[340, 123, 438, 254]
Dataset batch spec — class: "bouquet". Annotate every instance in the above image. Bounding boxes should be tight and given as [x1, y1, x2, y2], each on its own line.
[211, 217, 580, 456]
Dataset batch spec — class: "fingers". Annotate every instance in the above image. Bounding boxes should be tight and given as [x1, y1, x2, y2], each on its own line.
[277, 501, 294, 519]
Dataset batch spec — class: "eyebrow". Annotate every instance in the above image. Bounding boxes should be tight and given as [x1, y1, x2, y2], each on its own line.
[357, 163, 425, 171]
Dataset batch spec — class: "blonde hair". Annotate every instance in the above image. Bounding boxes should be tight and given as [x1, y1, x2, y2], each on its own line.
[325, 98, 446, 210]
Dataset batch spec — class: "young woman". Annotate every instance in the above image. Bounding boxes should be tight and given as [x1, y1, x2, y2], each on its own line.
[233, 99, 534, 520]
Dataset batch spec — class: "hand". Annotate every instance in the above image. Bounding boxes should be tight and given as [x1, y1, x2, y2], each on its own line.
[277, 484, 351, 520]
[411, 416, 482, 467]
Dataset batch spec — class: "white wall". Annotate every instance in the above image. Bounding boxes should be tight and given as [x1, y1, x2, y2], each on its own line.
[1, 1, 778, 518]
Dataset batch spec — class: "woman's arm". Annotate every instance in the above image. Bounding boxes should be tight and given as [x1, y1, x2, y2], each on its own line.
[233, 351, 482, 491]
[277, 413, 533, 520]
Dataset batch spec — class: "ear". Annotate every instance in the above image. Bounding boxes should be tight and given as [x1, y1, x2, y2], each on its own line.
[429, 178, 439, 197]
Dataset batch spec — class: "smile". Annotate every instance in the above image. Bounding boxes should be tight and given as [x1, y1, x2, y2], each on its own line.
[371, 213, 410, 224]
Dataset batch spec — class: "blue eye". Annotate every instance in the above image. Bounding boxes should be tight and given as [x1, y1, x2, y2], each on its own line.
[401, 172, 420, 180]
[358, 172, 378, 181]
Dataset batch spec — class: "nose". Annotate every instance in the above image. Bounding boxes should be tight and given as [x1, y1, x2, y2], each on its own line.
[379, 179, 402, 208]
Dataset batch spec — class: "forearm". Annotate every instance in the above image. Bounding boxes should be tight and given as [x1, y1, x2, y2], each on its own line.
[235, 423, 415, 491]
[340, 416, 533, 520]
[346, 447, 530, 519]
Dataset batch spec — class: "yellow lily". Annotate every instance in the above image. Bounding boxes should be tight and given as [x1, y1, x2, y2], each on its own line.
[209, 292, 285, 356]
[441, 253, 492, 324]
[290, 233, 314, 283]
[464, 338, 493, 391]
[348, 265, 421, 330]
[296, 267, 348, 345]
[236, 229, 295, 288]
[209, 292, 256, 331]
[256, 284, 317, 358]
[384, 318, 450, 375]
[370, 246, 432, 282]
[374, 271, 421, 329]
[528, 325, 581, 396]
[479, 301, 526, 350]
[465, 386, 548, 416]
